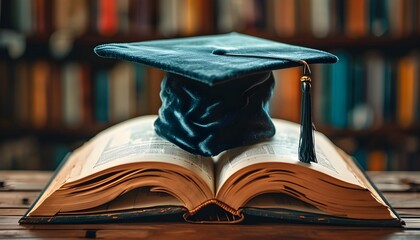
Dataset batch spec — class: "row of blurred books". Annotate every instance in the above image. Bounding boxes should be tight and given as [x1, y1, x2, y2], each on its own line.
[1, 54, 419, 171]
[1, 49, 419, 133]
[0, 0, 212, 37]
[1, 0, 419, 39]
[345, 136, 419, 171]
[221, 0, 420, 38]
[271, 50, 420, 130]
[0, 61, 159, 130]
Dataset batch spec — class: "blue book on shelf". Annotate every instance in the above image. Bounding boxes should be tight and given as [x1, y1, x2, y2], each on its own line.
[383, 59, 396, 123]
[369, 0, 389, 36]
[94, 70, 110, 123]
[353, 147, 367, 171]
[329, 51, 350, 128]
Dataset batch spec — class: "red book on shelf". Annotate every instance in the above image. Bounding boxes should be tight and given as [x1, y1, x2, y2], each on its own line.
[35, 0, 47, 34]
[98, 0, 118, 36]
[345, 0, 368, 37]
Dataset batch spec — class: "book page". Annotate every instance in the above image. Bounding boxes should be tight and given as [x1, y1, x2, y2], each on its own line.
[28, 142, 95, 214]
[215, 119, 362, 193]
[338, 149, 397, 219]
[244, 193, 324, 214]
[61, 187, 182, 215]
[66, 115, 214, 194]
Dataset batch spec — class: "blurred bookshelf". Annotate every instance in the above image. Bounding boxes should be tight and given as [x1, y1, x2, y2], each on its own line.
[0, 0, 419, 171]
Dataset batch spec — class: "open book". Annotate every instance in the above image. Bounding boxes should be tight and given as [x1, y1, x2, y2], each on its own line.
[20, 116, 402, 226]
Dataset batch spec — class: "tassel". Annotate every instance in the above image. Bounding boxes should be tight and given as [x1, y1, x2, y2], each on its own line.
[209, 51, 318, 163]
[298, 75, 317, 164]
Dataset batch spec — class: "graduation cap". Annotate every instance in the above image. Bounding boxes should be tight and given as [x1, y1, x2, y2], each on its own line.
[94, 32, 338, 163]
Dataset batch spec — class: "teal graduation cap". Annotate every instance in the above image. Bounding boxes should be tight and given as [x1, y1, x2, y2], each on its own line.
[94, 32, 338, 159]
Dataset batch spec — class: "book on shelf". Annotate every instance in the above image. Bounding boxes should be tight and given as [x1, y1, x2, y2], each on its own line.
[31, 61, 50, 129]
[269, 68, 301, 122]
[329, 51, 350, 128]
[20, 115, 402, 226]
[62, 63, 83, 127]
[397, 53, 419, 128]
[109, 62, 137, 122]
[2, 0, 420, 38]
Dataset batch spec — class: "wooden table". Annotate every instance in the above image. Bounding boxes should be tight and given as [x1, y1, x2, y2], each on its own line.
[1, 171, 419, 239]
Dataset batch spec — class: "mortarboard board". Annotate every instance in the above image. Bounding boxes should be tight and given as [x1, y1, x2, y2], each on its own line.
[94, 32, 338, 158]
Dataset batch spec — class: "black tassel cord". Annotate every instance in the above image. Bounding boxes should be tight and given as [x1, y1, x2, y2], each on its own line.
[299, 75, 317, 163]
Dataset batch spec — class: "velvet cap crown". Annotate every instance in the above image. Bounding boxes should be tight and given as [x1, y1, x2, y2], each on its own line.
[94, 33, 338, 156]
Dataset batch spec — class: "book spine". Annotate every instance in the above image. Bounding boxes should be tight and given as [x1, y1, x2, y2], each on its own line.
[34, 0, 47, 34]
[135, 65, 149, 116]
[158, 0, 179, 36]
[109, 63, 136, 123]
[13, 62, 30, 125]
[97, 0, 117, 36]
[365, 52, 385, 127]
[116, 0, 130, 34]
[94, 70, 110, 123]
[48, 62, 62, 127]
[80, 63, 94, 126]
[0, 61, 11, 123]
[382, 58, 396, 123]
[348, 57, 368, 129]
[53, 0, 89, 36]
[397, 55, 416, 127]
[310, 0, 332, 38]
[386, 0, 404, 37]
[184, 199, 243, 224]
[131, 0, 152, 35]
[369, 0, 388, 36]
[329, 51, 350, 128]
[12, 0, 34, 35]
[270, 68, 301, 122]
[62, 63, 83, 127]
[273, 0, 296, 37]
[345, 0, 368, 37]
[319, 64, 331, 126]
[31, 61, 50, 129]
